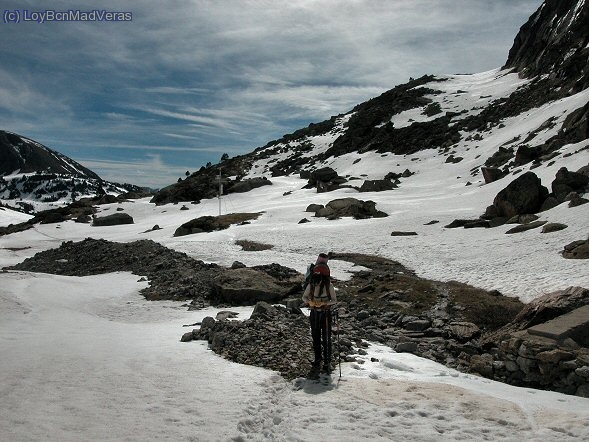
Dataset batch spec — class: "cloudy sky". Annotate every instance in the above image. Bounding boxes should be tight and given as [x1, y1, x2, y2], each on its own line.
[0, 0, 543, 188]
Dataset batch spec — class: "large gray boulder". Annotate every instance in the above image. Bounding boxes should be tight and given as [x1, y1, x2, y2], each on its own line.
[92, 213, 134, 226]
[212, 268, 289, 305]
[563, 238, 589, 259]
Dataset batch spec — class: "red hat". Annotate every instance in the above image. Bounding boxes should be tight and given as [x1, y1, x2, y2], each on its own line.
[316, 253, 329, 265]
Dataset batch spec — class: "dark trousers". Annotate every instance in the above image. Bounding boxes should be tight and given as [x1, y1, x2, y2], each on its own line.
[309, 309, 332, 366]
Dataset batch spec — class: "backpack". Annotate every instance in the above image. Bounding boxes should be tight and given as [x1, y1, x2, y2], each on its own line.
[302, 263, 315, 289]
[303, 262, 330, 287]
[307, 263, 332, 301]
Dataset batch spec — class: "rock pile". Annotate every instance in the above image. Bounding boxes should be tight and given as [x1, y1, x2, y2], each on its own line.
[182, 302, 319, 380]
[6, 238, 223, 303]
[479, 287, 589, 396]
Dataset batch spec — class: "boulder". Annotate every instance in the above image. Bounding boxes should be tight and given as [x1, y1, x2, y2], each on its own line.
[305, 167, 348, 192]
[505, 220, 546, 234]
[227, 177, 272, 194]
[563, 238, 589, 259]
[507, 287, 589, 330]
[174, 213, 260, 237]
[92, 213, 134, 226]
[212, 268, 289, 305]
[541, 223, 568, 233]
[315, 198, 388, 220]
[250, 301, 279, 319]
[305, 204, 324, 212]
[448, 322, 480, 342]
[391, 231, 418, 236]
[481, 167, 506, 184]
[492, 172, 549, 218]
[551, 167, 589, 202]
[359, 179, 397, 192]
[568, 194, 589, 208]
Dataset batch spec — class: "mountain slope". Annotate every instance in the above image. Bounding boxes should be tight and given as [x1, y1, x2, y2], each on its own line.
[151, 0, 588, 207]
[0, 130, 100, 179]
[0, 131, 148, 213]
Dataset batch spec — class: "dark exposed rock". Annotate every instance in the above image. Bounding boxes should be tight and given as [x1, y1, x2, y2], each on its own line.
[481, 167, 507, 184]
[478, 287, 589, 396]
[359, 179, 397, 192]
[226, 177, 272, 194]
[305, 204, 324, 212]
[506, 214, 539, 224]
[505, 220, 547, 234]
[563, 238, 589, 259]
[552, 167, 589, 202]
[444, 219, 490, 229]
[568, 194, 589, 208]
[314, 198, 388, 220]
[504, 0, 589, 91]
[6, 238, 224, 302]
[174, 213, 261, 237]
[303, 167, 348, 193]
[390, 231, 418, 236]
[212, 268, 290, 305]
[492, 172, 549, 218]
[92, 213, 134, 226]
[541, 223, 568, 233]
[490, 287, 589, 333]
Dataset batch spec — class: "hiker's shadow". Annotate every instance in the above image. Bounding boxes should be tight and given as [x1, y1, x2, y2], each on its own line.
[293, 376, 341, 394]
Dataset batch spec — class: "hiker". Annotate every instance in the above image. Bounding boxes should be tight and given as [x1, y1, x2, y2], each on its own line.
[302, 254, 337, 373]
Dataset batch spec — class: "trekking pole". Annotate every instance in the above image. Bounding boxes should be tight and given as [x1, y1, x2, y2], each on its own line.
[335, 309, 342, 379]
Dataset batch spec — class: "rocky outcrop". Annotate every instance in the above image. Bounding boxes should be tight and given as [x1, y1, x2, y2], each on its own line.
[314, 198, 388, 220]
[359, 179, 397, 192]
[226, 177, 272, 194]
[212, 268, 291, 305]
[491, 172, 549, 219]
[301, 167, 348, 192]
[6, 238, 224, 303]
[479, 287, 589, 396]
[504, 0, 589, 92]
[92, 212, 134, 226]
[150, 156, 256, 205]
[182, 303, 319, 380]
[552, 167, 589, 202]
[173, 213, 261, 237]
[563, 237, 589, 259]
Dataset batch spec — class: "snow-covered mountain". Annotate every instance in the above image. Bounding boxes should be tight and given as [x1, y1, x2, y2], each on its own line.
[152, 0, 588, 207]
[1, 2, 589, 440]
[0, 130, 148, 213]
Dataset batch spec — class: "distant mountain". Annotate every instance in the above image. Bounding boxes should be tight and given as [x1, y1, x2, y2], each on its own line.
[0, 131, 147, 213]
[151, 0, 589, 206]
[0, 130, 100, 179]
